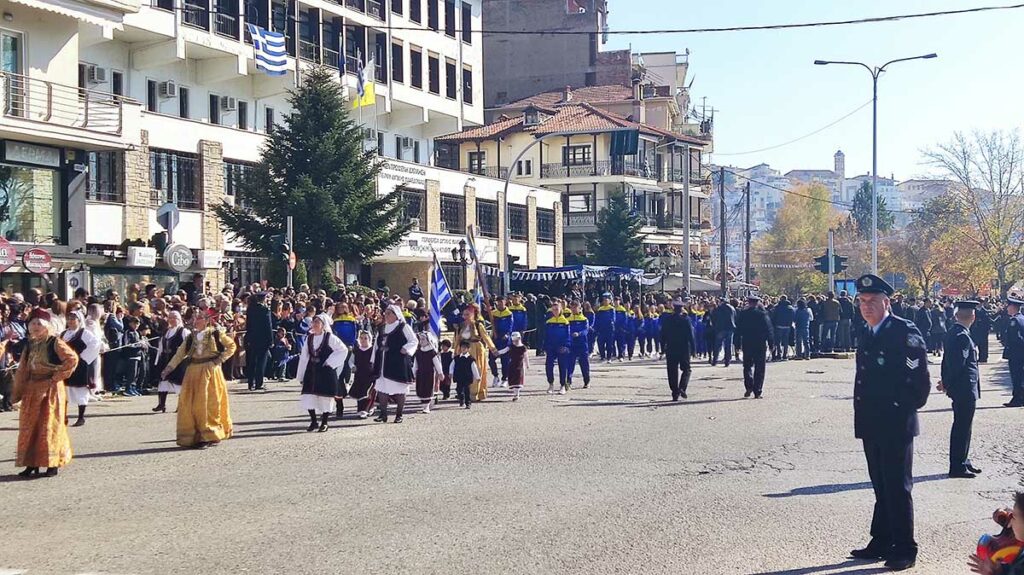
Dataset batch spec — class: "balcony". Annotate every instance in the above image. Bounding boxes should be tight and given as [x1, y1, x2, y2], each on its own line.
[323, 48, 342, 69]
[182, 2, 210, 29]
[1, 71, 128, 137]
[214, 12, 240, 39]
[299, 40, 321, 63]
[469, 166, 509, 179]
[661, 168, 705, 186]
[564, 213, 596, 228]
[541, 159, 656, 180]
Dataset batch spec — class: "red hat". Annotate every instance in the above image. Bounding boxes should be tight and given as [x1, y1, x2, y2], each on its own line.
[28, 308, 52, 323]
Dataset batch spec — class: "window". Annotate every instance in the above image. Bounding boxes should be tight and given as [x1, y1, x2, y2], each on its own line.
[377, 131, 384, 156]
[476, 199, 498, 238]
[409, 0, 421, 23]
[410, 48, 423, 89]
[400, 187, 425, 230]
[508, 204, 528, 241]
[209, 94, 220, 125]
[178, 87, 190, 119]
[445, 59, 456, 99]
[441, 262, 465, 290]
[391, 0, 402, 14]
[467, 151, 485, 173]
[391, 42, 404, 83]
[413, 141, 421, 163]
[394, 136, 403, 160]
[462, 66, 473, 104]
[155, 0, 173, 10]
[567, 194, 592, 213]
[111, 71, 124, 97]
[428, 54, 440, 94]
[461, 3, 472, 43]
[562, 145, 591, 166]
[86, 151, 123, 202]
[265, 107, 275, 133]
[537, 208, 555, 243]
[444, 0, 455, 37]
[77, 63, 86, 98]
[150, 149, 201, 209]
[238, 100, 249, 130]
[224, 159, 254, 201]
[440, 194, 465, 233]
[0, 162, 61, 243]
[516, 160, 532, 176]
[427, 0, 438, 30]
[183, 0, 210, 29]
[146, 80, 158, 112]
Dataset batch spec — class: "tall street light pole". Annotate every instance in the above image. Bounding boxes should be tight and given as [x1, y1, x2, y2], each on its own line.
[814, 53, 937, 275]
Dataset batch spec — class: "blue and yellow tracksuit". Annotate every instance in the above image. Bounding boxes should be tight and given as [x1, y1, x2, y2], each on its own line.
[615, 306, 630, 358]
[545, 314, 572, 386]
[509, 304, 528, 335]
[491, 307, 514, 381]
[568, 313, 591, 386]
[595, 305, 616, 360]
[643, 314, 659, 355]
[403, 309, 415, 327]
[626, 311, 640, 358]
[585, 310, 596, 355]
[332, 313, 359, 384]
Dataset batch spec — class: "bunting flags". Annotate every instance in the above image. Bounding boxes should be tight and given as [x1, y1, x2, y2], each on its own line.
[246, 24, 288, 76]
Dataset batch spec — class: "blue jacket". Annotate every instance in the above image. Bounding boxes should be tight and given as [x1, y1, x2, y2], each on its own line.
[332, 314, 359, 347]
[595, 305, 616, 335]
[568, 313, 590, 351]
[772, 302, 796, 328]
[615, 306, 630, 335]
[545, 315, 571, 352]
[643, 315, 658, 337]
[795, 307, 814, 330]
[509, 304, 528, 334]
[491, 307, 514, 340]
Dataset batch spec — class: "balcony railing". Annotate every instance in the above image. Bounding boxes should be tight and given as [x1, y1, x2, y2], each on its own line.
[298, 40, 320, 63]
[323, 48, 341, 69]
[182, 2, 210, 29]
[662, 168, 705, 186]
[368, 0, 385, 19]
[564, 213, 596, 227]
[468, 166, 509, 179]
[541, 159, 657, 180]
[0, 71, 124, 135]
[344, 55, 360, 76]
[214, 12, 239, 38]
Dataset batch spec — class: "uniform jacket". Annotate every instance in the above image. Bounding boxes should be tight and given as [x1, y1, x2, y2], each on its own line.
[245, 302, 274, 350]
[854, 315, 931, 440]
[331, 314, 359, 348]
[595, 305, 616, 335]
[614, 306, 630, 335]
[736, 306, 774, 349]
[941, 323, 980, 400]
[568, 313, 590, 350]
[914, 307, 933, 334]
[1003, 313, 1024, 360]
[711, 303, 737, 332]
[491, 307, 514, 340]
[660, 312, 695, 357]
[545, 315, 571, 352]
[509, 304, 528, 334]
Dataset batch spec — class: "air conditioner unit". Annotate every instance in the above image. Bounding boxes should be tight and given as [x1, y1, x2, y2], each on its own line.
[86, 65, 108, 85]
[362, 128, 377, 141]
[439, 221, 448, 233]
[408, 217, 420, 229]
[219, 96, 237, 112]
[158, 80, 178, 99]
[401, 137, 414, 149]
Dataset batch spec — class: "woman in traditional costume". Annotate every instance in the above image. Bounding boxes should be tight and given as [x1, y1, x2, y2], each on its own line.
[85, 303, 107, 397]
[373, 304, 417, 424]
[161, 313, 236, 449]
[61, 310, 101, 427]
[348, 330, 376, 419]
[453, 304, 496, 402]
[295, 313, 348, 432]
[413, 331, 443, 414]
[14, 309, 78, 478]
[152, 310, 189, 413]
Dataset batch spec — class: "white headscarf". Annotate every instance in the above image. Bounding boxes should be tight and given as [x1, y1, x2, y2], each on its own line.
[417, 331, 437, 351]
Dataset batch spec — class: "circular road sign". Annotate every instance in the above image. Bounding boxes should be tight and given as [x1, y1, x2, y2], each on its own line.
[163, 243, 194, 273]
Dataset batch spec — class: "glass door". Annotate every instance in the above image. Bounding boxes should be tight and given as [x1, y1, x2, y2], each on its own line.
[1, 31, 23, 117]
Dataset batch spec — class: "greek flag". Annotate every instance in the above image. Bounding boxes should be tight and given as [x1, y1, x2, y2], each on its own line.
[247, 24, 288, 76]
[429, 254, 452, 337]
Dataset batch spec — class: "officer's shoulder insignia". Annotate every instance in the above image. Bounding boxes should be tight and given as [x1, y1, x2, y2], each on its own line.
[963, 347, 970, 359]
[906, 358, 920, 370]
[907, 333, 926, 349]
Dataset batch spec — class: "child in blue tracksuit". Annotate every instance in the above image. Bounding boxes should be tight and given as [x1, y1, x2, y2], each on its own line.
[594, 296, 616, 362]
[644, 306, 660, 357]
[567, 301, 591, 389]
[544, 301, 572, 394]
[583, 302, 596, 357]
[614, 298, 630, 361]
[628, 304, 643, 359]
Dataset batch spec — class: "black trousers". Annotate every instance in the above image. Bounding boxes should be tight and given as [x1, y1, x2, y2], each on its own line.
[862, 437, 917, 557]
[246, 347, 269, 389]
[977, 338, 989, 362]
[949, 397, 976, 472]
[665, 353, 691, 396]
[1010, 358, 1024, 403]
[742, 345, 767, 395]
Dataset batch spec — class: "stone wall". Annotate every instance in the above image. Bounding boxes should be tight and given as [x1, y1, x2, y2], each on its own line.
[526, 195, 537, 268]
[199, 140, 226, 289]
[123, 129, 151, 242]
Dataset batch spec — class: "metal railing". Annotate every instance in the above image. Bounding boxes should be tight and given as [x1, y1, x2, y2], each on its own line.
[0, 71, 124, 135]
[541, 159, 656, 180]
[563, 213, 596, 227]
[298, 40, 320, 63]
[368, 0, 385, 19]
[323, 48, 341, 69]
[182, 2, 210, 29]
[468, 166, 509, 179]
[344, 55, 360, 76]
[662, 168, 705, 185]
[214, 12, 239, 38]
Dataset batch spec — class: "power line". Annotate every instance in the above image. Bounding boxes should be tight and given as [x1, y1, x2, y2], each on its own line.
[715, 99, 872, 156]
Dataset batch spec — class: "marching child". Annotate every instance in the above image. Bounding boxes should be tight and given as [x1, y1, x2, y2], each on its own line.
[414, 332, 443, 413]
[270, 327, 291, 381]
[438, 339, 454, 400]
[451, 340, 480, 409]
[348, 330, 376, 419]
[496, 332, 529, 401]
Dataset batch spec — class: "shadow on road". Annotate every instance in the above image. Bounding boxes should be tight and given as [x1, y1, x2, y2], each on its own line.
[919, 405, 1008, 414]
[74, 445, 183, 459]
[763, 473, 948, 498]
[554, 398, 748, 409]
[752, 558, 890, 575]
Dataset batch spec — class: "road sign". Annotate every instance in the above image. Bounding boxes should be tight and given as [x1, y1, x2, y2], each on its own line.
[22, 248, 52, 274]
[0, 238, 16, 273]
[163, 243, 193, 273]
[288, 251, 297, 270]
[156, 202, 180, 232]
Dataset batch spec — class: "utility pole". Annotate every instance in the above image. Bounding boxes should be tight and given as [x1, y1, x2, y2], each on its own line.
[719, 166, 727, 296]
[827, 228, 835, 295]
[286, 215, 294, 289]
[744, 181, 751, 286]
[682, 144, 690, 296]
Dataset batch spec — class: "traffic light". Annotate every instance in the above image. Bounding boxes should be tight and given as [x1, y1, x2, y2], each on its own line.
[269, 234, 290, 262]
[833, 254, 848, 274]
[507, 254, 521, 270]
[814, 254, 830, 274]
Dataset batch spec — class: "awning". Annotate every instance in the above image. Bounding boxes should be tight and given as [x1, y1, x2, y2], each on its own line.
[9, 0, 125, 28]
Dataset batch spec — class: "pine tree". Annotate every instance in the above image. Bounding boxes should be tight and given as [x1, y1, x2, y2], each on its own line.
[215, 66, 409, 280]
[849, 181, 895, 238]
[587, 190, 650, 269]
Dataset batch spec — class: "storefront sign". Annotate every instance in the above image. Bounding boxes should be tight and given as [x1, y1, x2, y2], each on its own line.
[22, 248, 52, 274]
[5, 141, 60, 168]
[0, 238, 16, 273]
[197, 249, 223, 269]
[380, 161, 428, 190]
[127, 246, 157, 268]
[163, 243, 194, 273]
[376, 232, 499, 264]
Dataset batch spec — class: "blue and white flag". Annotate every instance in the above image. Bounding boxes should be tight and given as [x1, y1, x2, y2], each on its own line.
[429, 253, 453, 337]
[247, 24, 288, 76]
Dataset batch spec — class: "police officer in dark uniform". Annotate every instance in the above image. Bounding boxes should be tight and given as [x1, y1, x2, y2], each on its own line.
[970, 301, 992, 363]
[661, 298, 695, 401]
[850, 274, 931, 571]
[1002, 296, 1024, 407]
[938, 300, 982, 479]
[735, 294, 773, 399]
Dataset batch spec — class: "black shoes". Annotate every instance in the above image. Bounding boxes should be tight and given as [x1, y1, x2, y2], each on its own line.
[318, 422, 329, 432]
[680, 392, 688, 399]
[393, 415, 404, 423]
[306, 421, 318, 432]
[72, 418, 85, 427]
[884, 557, 916, 571]
[18, 467, 40, 479]
[948, 469, 977, 479]
[966, 463, 982, 474]
[850, 541, 890, 561]
[1004, 401, 1024, 408]
[744, 391, 753, 398]
[672, 392, 679, 402]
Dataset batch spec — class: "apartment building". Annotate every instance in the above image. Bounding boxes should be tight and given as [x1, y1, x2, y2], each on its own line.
[0, 0, 506, 295]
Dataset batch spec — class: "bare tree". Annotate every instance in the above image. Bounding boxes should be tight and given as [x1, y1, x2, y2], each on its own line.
[924, 130, 1024, 296]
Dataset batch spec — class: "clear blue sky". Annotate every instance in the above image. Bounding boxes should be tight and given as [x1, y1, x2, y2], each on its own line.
[605, 0, 1023, 180]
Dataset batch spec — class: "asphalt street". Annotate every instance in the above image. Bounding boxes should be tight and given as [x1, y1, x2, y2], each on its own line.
[1, 338, 1021, 575]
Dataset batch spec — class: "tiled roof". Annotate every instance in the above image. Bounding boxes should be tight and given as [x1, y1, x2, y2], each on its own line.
[502, 85, 636, 109]
[434, 114, 525, 142]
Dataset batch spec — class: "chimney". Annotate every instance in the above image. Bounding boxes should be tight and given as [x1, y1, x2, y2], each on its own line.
[561, 85, 573, 103]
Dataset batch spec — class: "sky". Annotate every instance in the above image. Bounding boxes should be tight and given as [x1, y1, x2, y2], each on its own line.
[605, 0, 1024, 180]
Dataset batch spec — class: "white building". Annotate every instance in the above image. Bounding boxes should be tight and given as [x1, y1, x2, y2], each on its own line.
[0, 0, 555, 295]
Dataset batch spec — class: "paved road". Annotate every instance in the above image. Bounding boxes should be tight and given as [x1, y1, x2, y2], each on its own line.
[1, 340, 1020, 575]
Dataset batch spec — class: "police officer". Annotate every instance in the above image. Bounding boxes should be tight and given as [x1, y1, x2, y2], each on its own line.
[938, 300, 982, 479]
[850, 275, 931, 571]
[970, 301, 992, 363]
[735, 295, 773, 399]
[1002, 296, 1024, 408]
[661, 298, 695, 401]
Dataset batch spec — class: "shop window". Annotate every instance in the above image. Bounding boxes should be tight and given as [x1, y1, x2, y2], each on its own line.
[0, 161, 63, 244]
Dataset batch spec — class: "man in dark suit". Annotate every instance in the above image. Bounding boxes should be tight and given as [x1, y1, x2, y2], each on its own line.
[850, 275, 931, 571]
[661, 298, 695, 401]
[970, 302, 992, 363]
[710, 298, 736, 367]
[735, 295, 773, 398]
[245, 292, 274, 391]
[1002, 296, 1024, 407]
[939, 300, 982, 479]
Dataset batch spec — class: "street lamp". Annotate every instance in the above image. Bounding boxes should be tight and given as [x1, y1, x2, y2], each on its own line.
[814, 53, 937, 275]
[451, 239, 469, 290]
